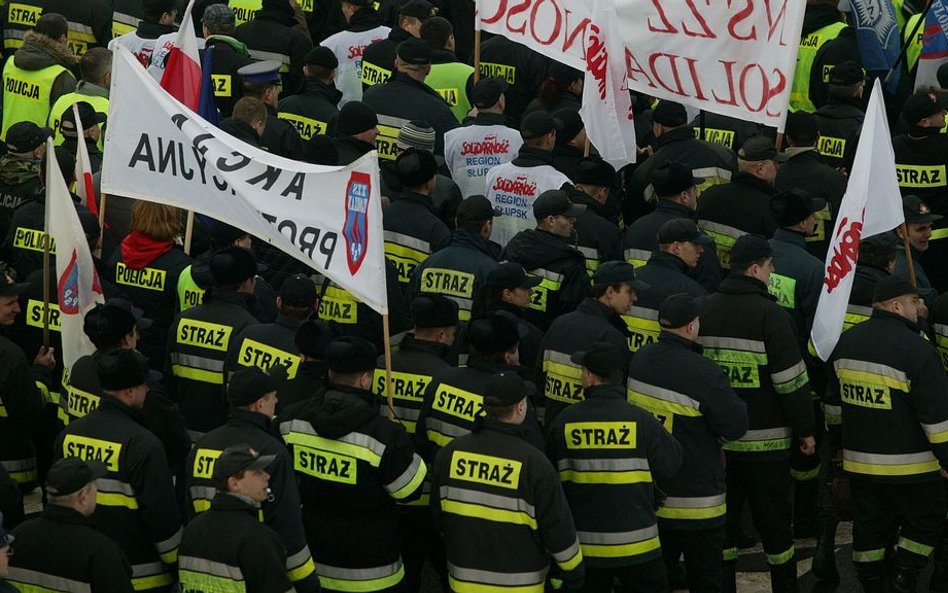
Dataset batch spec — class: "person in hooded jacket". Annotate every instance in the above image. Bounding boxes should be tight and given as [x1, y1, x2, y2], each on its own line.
[808, 25, 861, 111]
[319, 0, 390, 106]
[421, 16, 474, 123]
[789, 0, 847, 113]
[106, 202, 192, 371]
[360, 0, 432, 90]
[278, 46, 342, 141]
[0, 123, 45, 241]
[233, 0, 313, 94]
[569, 157, 623, 275]
[199, 3, 255, 119]
[501, 190, 589, 332]
[278, 336, 428, 593]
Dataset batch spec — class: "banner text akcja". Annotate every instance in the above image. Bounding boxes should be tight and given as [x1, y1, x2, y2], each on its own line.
[102, 44, 388, 314]
[478, 0, 806, 128]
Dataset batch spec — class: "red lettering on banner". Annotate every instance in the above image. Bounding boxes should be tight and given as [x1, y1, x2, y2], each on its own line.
[727, 0, 756, 40]
[823, 216, 863, 293]
[682, 0, 715, 38]
[506, 0, 531, 34]
[482, 0, 507, 24]
[585, 23, 608, 100]
[765, 0, 790, 46]
[647, 0, 676, 33]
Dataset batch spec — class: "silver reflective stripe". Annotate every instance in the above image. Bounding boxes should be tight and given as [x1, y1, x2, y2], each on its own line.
[114, 12, 139, 26]
[280, 418, 313, 437]
[833, 359, 910, 386]
[384, 230, 431, 254]
[247, 49, 290, 64]
[844, 450, 936, 465]
[97, 478, 135, 495]
[557, 458, 649, 472]
[389, 407, 421, 422]
[286, 545, 314, 569]
[935, 323, 948, 338]
[543, 350, 577, 366]
[822, 404, 842, 415]
[552, 538, 581, 562]
[440, 485, 536, 517]
[447, 562, 547, 586]
[663, 494, 726, 508]
[698, 336, 767, 353]
[532, 267, 564, 282]
[426, 418, 469, 438]
[5, 30, 26, 41]
[772, 361, 806, 384]
[170, 352, 224, 371]
[156, 527, 183, 553]
[446, 295, 473, 312]
[179, 556, 244, 580]
[385, 454, 424, 494]
[626, 378, 701, 410]
[627, 306, 659, 321]
[317, 559, 402, 579]
[1, 458, 35, 471]
[131, 562, 165, 577]
[743, 427, 792, 440]
[378, 114, 410, 129]
[6, 567, 92, 593]
[847, 305, 873, 318]
[189, 485, 217, 501]
[577, 246, 598, 259]
[922, 420, 948, 436]
[68, 22, 95, 35]
[697, 220, 747, 239]
[692, 167, 733, 182]
[578, 524, 659, 544]
[624, 248, 651, 262]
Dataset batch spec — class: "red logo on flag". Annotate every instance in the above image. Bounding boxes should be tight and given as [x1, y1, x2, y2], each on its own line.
[823, 215, 863, 293]
[584, 23, 608, 101]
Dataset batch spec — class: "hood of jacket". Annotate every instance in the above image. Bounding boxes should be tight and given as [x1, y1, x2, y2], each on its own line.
[447, 227, 501, 259]
[350, 7, 385, 31]
[310, 384, 378, 438]
[716, 273, 775, 300]
[120, 231, 174, 270]
[511, 145, 556, 168]
[502, 228, 582, 271]
[301, 77, 343, 106]
[14, 31, 79, 70]
[206, 34, 251, 56]
[0, 154, 41, 186]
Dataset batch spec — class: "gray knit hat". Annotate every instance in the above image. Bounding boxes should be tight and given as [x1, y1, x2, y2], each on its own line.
[396, 120, 436, 152]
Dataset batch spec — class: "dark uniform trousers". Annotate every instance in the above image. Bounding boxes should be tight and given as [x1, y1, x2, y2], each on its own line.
[658, 528, 725, 593]
[581, 557, 669, 593]
[723, 458, 795, 570]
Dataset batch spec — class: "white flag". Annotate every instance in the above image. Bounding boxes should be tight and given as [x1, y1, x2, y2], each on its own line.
[72, 103, 98, 217]
[578, 0, 636, 169]
[45, 138, 105, 370]
[810, 79, 904, 360]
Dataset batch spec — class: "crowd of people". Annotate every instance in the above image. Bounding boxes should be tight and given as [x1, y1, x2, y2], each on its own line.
[0, 0, 945, 592]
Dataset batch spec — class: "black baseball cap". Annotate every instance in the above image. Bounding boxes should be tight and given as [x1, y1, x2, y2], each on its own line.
[483, 371, 534, 406]
[593, 261, 649, 290]
[208, 220, 249, 246]
[860, 232, 899, 258]
[83, 299, 152, 348]
[399, 0, 434, 19]
[411, 294, 459, 328]
[471, 77, 507, 109]
[327, 336, 377, 374]
[770, 190, 827, 227]
[570, 341, 626, 377]
[903, 92, 944, 126]
[280, 274, 317, 307]
[873, 275, 921, 303]
[212, 444, 276, 483]
[468, 312, 526, 353]
[903, 194, 943, 224]
[210, 246, 258, 286]
[59, 101, 106, 137]
[657, 219, 713, 245]
[395, 147, 438, 187]
[228, 367, 278, 407]
[304, 46, 339, 69]
[554, 109, 584, 144]
[456, 195, 501, 223]
[651, 161, 701, 196]
[6, 121, 52, 153]
[658, 293, 703, 328]
[652, 101, 687, 127]
[97, 349, 150, 391]
[573, 156, 616, 187]
[46, 457, 106, 496]
[0, 265, 29, 297]
[729, 234, 773, 266]
[739, 136, 788, 162]
[397, 38, 431, 65]
[295, 319, 334, 359]
[828, 61, 864, 86]
[520, 111, 563, 140]
[533, 189, 585, 219]
[486, 263, 542, 290]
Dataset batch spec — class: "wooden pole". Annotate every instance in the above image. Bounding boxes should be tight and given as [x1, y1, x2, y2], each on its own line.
[473, 28, 482, 84]
[900, 223, 918, 287]
[381, 314, 395, 421]
[97, 193, 107, 254]
[183, 210, 195, 255]
[583, 136, 591, 157]
[775, 132, 785, 153]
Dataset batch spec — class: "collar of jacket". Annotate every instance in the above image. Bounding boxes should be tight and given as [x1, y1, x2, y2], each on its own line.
[75, 80, 109, 99]
[227, 407, 271, 432]
[474, 417, 523, 436]
[211, 491, 262, 513]
[41, 503, 93, 526]
[646, 250, 690, 274]
[400, 334, 454, 360]
[582, 383, 626, 400]
[717, 273, 775, 300]
[577, 297, 622, 323]
[466, 357, 520, 375]
[99, 393, 146, 423]
[397, 189, 439, 215]
[349, 8, 384, 30]
[908, 125, 944, 140]
[300, 77, 343, 105]
[493, 301, 528, 320]
[655, 126, 698, 149]
[512, 145, 556, 167]
[659, 330, 703, 353]
[336, 135, 377, 154]
[449, 227, 500, 258]
[388, 27, 413, 42]
[654, 200, 695, 218]
[870, 307, 919, 332]
[784, 146, 819, 159]
[206, 287, 257, 311]
[731, 171, 775, 193]
[772, 227, 808, 248]
[276, 313, 304, 332]
[390, 70, 445, 101]
[431, 49, 459, 64]
[473, 112, 508, 126]
[823, 97, 865, 115]
[567, 186, 608, 216]
[205, 34, 250, 56]
[17, 31, 79, 68]
[135, 20, 176, 39]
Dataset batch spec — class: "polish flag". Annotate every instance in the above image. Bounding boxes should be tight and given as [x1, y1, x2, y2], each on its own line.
[71, 103, 98, 217]
[159, 0, 201, 111]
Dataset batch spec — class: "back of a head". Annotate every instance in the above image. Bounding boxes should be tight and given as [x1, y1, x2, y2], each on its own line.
[232, 96, 267, 127]
[130, 202, 182, 241]
[785, 111, 818, 147]
[34, 13, 68, 40]
[421, 16, 453, 50]
[202, 2, 237, 35]
[40, 146, 76, 187]
[143, 0, 177, 22]
[80, 48, 112, 85]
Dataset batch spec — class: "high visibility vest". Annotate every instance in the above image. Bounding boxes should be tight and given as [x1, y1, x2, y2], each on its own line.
[790, 21, 847, 113]
[229, 0, 263, 27]
[176, 265, 206, 312]
[48, 92, 109, 149]
[425, 62, 474, 123]
[903, 13, 924, 72]
[1, 61, 71, 139]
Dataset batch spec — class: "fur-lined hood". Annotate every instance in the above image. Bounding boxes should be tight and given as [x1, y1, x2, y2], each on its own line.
[14, 30, 79, 70]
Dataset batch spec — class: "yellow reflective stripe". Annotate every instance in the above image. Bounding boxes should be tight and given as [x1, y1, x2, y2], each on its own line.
[843, 458, 940, 476]
[287, 557, 316, 583]
[853, 548, 886, 563]
[441, 499, 538, 529]
[790, 465, 821, 481]
[931, 228, 948, 240]
[97, 491, 139, 509]
[895, 164, 946, 188]
[558, 469, 651, 484]
[317, 563, 404, 592]
[581, 536, 661, 559]
[131, 573, 174, 591]
[426, 430, 453, 447]
[159, 549, 177, 564]
[898, 536, 934, 557]
[283, 432, 382, 466]
[172, 365, 224, 384]
[835, 367, 909, 392]
[557, 547, 583, 571]
[766, 547, 795, 565]
[656, 502, 727, 520]
[278, 112, 327, 140]
[449, 576, 542, 593]
[389, 460, 427, 500]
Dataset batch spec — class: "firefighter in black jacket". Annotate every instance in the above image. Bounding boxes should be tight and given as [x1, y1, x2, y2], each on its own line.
[629, 294, 748, 593]
[699, 235, 815, 593]
[200, 4, 255, 119]
[634, 219, 711, 310]
[432, 371, 584, 591]
[278, 337, 427, 593]
[6, 458, 134, 593]
[179, 445, 296, 593]
[55, 349, 183, 593]
[166, 247, 260, 437]
[538, 261, 641, 425]
[548, 341, 682, 591]
[233, 0, 313, 94]
[277, 319, 332, 412]
[361, 0, 432, 89]
[185, 367, 317, 592]
[278, 46, 342, 141]
[570, 157, 623, 275]
[501, 189, 590, 332]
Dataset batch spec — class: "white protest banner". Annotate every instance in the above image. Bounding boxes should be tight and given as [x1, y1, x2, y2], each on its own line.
[102, 45, 388, 314]
[478, 0, 806, 128]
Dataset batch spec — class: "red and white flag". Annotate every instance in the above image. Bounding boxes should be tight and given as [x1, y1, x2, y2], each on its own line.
[579, 0, 636, 169]
[810, 78, 904, 360]
[44, 138, 105, 371]
[159, 0, 201, 111]
[71, 103, 98, 217]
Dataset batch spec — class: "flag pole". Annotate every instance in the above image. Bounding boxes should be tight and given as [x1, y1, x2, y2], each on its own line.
[900, 222, 918, 286]
[381, 314, 395, 421]
[473, 0, 482, 83]
[183, 210, 195, 254]
[583, 136, 591, 157]
[886, 0, 934, 83]
[42, 140, 51, 349]
[97, 193, 107, 254]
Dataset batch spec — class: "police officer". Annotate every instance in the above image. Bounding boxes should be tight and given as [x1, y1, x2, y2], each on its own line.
[363, 38, 458, 158]
[277, 319, 332, 412]
[279, 336, 428, 593]
[634, 219, 710, 310]
[485, 111, 571, 245]
[892, 92, 948, 292]
[185, 368, 318, 592]
[629, 294, 748, 593]
[776, 111, 847, 260]
[894, 194, 941, 307]
[279, 46, 342, 141]
[383, 148, 451, 288]
[200, 4, 254, 119]
[699, 235, 815, 593]
[48, 47, 111, 147]
[233, 0, 313, 94]
[826, 276, 948, 593]
[332, 100, 379, 164]
[319, 0, 390, 106]
[0, 265, 53, 507]
[478, 33, 551, 127]
[409, 195, 501, 321]
[422, 17, 474, 123]
[432, 371, 585, 592]
[790, 0, 846, 113]
[807, 24, 861, 111]
[570, 156, 623, 274]
[538, 261, 641, 424]
[166, 246, 260, 437]
[6, 458, 134, 593]
[443, 76, 523, 198]
[361, 0, 432, 90]
[501, 189, 588, 331]
[237, 60, 306, 160]
[547, 341, 681, 592]
[813, 61, 865, 173]
[2, 13, 77, 139]
[178, 445, 295, 593]
[697, 136, 785, 266]
[0, 123, 47, 241]
[109, 0, 176, 75]
[55, 349, 182, 593]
